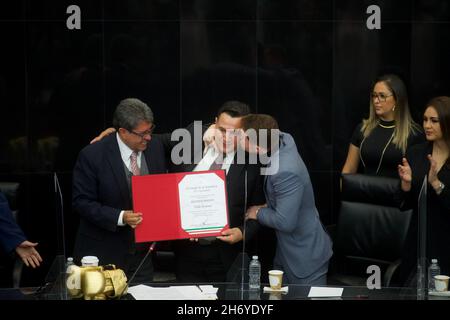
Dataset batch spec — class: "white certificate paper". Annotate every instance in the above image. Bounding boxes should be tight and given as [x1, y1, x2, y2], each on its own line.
[178, 172, 228, 235]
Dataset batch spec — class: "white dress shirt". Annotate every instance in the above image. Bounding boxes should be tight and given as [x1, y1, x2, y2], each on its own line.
[193, 144, 235, 174]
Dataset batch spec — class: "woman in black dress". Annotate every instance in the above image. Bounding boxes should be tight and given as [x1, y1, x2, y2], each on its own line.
[342, 74, 423, 177]
[398, 96, 450, 283]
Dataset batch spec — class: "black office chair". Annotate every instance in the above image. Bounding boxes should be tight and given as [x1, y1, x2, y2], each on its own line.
[0, 182, 23, 288]
[327, 174, 412, 287]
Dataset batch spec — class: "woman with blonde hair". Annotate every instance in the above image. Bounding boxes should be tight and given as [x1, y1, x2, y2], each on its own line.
[342, 74, 424, 177]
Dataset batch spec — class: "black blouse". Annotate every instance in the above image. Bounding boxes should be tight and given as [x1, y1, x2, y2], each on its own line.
[351, 120, 425, 178]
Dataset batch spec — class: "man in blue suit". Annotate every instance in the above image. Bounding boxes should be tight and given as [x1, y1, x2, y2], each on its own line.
[0, 192, 42, 268]
[72, 98, 167, 282]
[242, 114, 332, 285]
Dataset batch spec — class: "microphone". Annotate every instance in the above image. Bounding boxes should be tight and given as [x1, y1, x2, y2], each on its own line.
[54, 172, 66, 257]
[240, 170, 248, 297]
[117, 241, 156, 299]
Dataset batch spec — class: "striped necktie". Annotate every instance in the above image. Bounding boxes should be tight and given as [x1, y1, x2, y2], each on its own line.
[130, 151, 140, 176]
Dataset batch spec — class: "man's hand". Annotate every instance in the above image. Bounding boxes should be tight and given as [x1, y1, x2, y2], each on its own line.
[90, 127, 116, 144]
[245, 204, 266, 220]
[203, 124, 216, 147]
[15, 241, 43, 268]
[123, 211, 143, 228]
[217, 228, 243, 244]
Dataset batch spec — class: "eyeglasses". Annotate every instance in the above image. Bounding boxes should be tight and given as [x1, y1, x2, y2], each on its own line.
[128, 124, 156, 139]
[371, 92, 393, 102]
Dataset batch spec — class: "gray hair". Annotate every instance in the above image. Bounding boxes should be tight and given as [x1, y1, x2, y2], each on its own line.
[112, 98, 154, 131]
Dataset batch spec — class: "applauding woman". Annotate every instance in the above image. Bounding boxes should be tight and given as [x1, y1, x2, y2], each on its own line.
[398, 96, 450, 282]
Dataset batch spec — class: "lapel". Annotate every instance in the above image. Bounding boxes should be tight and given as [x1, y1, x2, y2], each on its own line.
[143, 139, 155, 174]
[106, 135, 131, 206]
[226, 153, 245, 185]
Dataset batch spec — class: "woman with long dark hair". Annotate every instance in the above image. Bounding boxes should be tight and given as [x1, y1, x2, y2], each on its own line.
[398, 96, 450, 283]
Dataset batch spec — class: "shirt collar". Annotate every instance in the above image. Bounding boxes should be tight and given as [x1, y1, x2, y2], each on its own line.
[116, 133, 139, 163]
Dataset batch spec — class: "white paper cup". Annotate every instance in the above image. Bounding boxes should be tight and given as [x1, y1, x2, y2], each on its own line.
[81, 256, 99, 267]
[269, 292, 282, 300]
[434, 275, 450, 292]
[268, 270, 284, 290]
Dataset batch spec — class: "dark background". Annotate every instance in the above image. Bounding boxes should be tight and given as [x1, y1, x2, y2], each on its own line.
[1, 0, 449, 286]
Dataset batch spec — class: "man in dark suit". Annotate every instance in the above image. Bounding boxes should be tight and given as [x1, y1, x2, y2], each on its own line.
[160, 101, 266, 282]
[0, 192, 42, 268]
[72, 98, 167, 282]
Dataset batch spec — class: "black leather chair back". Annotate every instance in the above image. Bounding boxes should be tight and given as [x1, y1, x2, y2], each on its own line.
[338, 174, 412, 262]
[331, 174, 412, 286]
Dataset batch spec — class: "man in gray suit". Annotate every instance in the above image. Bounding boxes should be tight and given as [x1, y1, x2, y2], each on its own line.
[242, 114, 333, 285]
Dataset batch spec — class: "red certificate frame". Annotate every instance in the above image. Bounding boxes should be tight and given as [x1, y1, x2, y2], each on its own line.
[132, 170, 229, 243]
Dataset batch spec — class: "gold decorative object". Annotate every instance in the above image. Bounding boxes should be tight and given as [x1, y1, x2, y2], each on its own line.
[66, 264, 127, 300]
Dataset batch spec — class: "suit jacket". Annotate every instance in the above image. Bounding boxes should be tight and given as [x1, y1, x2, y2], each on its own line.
[72, 134, 167, 269]
[0, 192, 26, 254]
[257, 132, 333, 278]
[157, 123, 265, 268]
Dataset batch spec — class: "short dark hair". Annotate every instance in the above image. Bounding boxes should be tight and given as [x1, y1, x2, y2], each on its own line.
[241, 114, 279, 151]
[217, 100, 251, 118]
[112, 98, 154, 131]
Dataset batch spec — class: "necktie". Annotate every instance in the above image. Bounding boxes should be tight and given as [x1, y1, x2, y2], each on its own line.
[209, 156, 223, 171]
[130, 151, 140, 176]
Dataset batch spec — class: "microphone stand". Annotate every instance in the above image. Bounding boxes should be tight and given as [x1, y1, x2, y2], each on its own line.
[54, 173, 66, 257]
[117, 241, 156, 299]
[240, 170, 248, 299]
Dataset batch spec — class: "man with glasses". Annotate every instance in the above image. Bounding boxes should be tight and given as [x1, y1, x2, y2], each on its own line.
[72, 98, 167, 282]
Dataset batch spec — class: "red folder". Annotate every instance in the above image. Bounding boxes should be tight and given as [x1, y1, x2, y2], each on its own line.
[132, 170, 229, 243]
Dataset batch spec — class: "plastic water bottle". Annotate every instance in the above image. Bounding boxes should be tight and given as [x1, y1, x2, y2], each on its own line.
[249, 256, 261, 290]
[65, 257, 75, 299]
[66, 257, 75, 273]
[428, 258, 440, 292]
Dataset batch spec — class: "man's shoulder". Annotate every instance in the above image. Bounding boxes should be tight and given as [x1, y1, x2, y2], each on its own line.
[79, 134, 115, 158]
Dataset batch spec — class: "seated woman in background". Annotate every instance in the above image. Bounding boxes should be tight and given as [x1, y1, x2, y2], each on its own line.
[342, 74, 424, 178]
[398, 96, 450, 283]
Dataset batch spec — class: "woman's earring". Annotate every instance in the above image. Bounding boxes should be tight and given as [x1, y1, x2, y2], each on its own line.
[392, 105, 396, 112]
